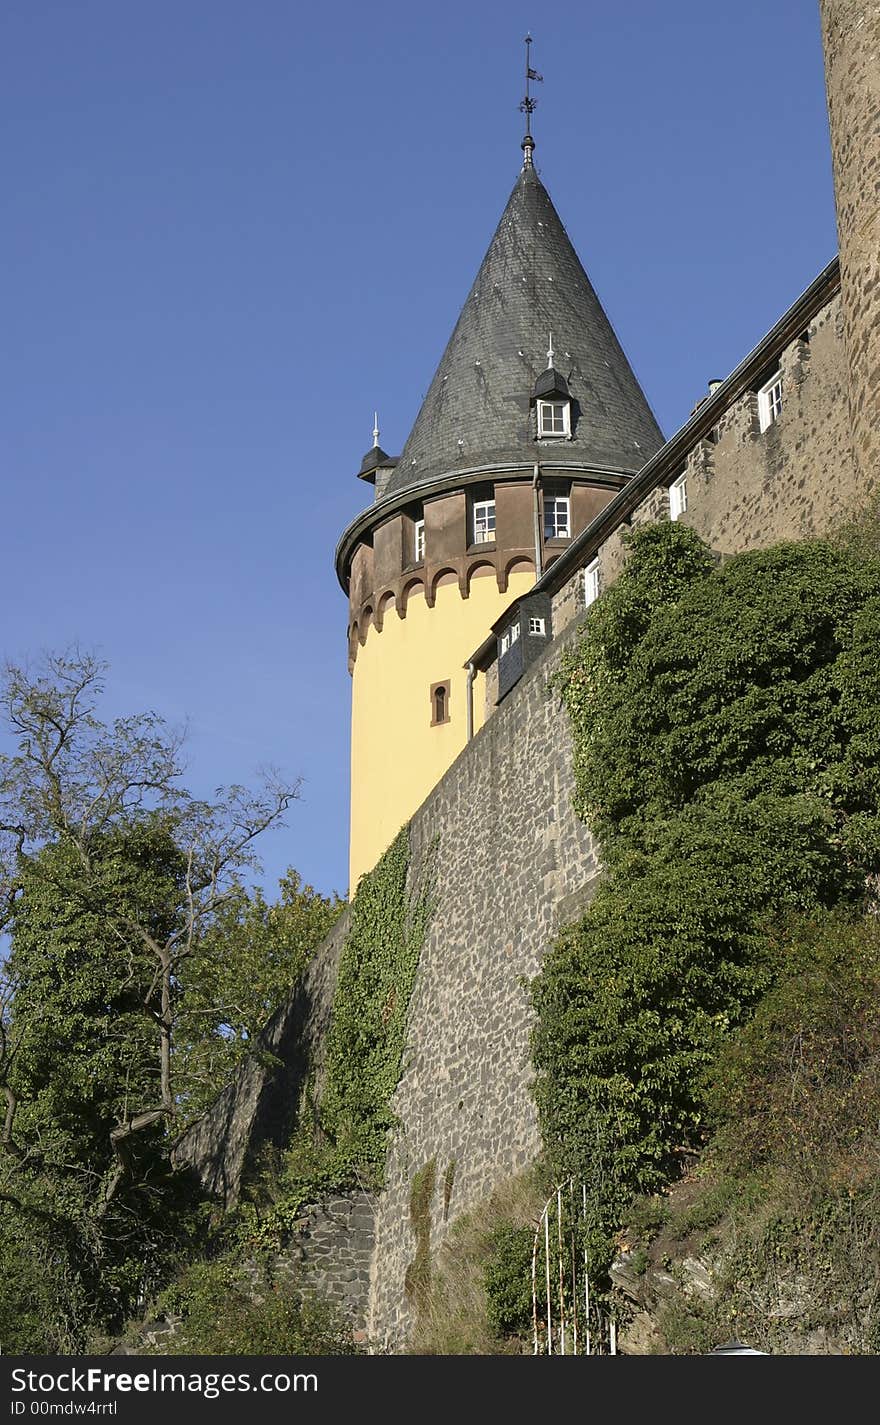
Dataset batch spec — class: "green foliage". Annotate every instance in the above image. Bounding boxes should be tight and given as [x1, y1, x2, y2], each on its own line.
[555, 521, 717, 835]
[9, 825, 181, 1170]
[231, 1124, 356, 1256]
[703, 914, 880, 1189]
[227, 831, 434, 1260]
[406, 1169, 548, 1355]
[319, 830, 434, 1177]
[1, 823, 212, 1349]
[484, 1223, 535, 1338]
[620, 913, 880, 1353]
[150, 1260, 359, 1355]
[626, 1194, 669, 1241]
[175, 873, 344, 1123]
[0, 652, 324, 1350]
[556, 526, 880, 863]
[0, 1228, 90, 1354]
[533, 523, 880, 1278]
[653, 1180, 880, 1355]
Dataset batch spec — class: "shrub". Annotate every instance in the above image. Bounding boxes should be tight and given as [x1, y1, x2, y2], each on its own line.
[484, 1224, 535, 1338]
[532, 524, 880, 1277]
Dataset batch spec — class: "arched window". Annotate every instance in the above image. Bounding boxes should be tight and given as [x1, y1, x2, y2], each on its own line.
[430, 681, 450, 726]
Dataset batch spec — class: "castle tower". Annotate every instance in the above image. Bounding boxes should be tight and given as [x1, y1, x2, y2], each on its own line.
[819, 0, 880, 500]
[337, 144, 663, 891]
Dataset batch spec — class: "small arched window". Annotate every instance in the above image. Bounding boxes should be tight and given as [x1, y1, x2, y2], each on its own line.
[430, 680, 450, 726]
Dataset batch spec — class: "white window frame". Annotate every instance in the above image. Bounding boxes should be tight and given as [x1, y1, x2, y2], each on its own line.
[528, 616, 546, 636]
[414, 518, 425, 562]
[538, 400, 570, 438]
[544, 493, 571, 540]
[669, 473, 687, 522]
[472, 498, 496, 543]
[585, 557, 600, 607]
[757, 372, 783, 432]
[500, 622, 520, 655]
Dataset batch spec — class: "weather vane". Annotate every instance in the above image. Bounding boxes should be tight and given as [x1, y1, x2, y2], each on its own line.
[519, 33, 543, 166]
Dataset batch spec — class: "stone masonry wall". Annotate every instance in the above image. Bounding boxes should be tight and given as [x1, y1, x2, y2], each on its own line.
[550, 291, 857, 642]
[680, 296, 856, 554]
[260, 1193, 376, 1328]
[366, 615, 601, 1347]
[821, 0, 880, 502]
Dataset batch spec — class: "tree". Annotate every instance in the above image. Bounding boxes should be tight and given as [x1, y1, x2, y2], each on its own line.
[173, 871, 344, 1123]
[0, 650, 300, 1200]
[0, 650, 317, 1345]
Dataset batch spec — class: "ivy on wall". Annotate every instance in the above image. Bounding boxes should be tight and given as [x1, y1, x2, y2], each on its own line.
[531, 522, 880, 1275]
[234, 828, 435, 1251]
[319, 828, 435, 1179]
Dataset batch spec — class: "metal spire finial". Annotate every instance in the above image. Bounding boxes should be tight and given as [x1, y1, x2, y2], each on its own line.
[372, 412, 380, 448]
[519, 33, 543, 166]
[547, 333, 555, 367]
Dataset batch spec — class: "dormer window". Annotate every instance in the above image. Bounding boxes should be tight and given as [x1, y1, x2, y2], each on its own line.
[533, 345, 572, 441]
[538, 400, 570, 438]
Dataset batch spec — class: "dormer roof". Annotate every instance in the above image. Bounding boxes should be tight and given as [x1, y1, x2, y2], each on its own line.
[357, 445, 398, 483]
[533, 366, 570, 400]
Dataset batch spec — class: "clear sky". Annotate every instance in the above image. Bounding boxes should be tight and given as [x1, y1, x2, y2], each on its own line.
[2, 1, 838, 902]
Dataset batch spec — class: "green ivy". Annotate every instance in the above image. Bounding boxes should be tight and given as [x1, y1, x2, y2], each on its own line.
[316, 829, 434, 1180]
[531, 523, 880, 1277]
[219, 830, 434, 1259]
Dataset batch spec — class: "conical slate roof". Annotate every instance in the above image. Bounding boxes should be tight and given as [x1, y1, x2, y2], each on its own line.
[385, 163, 663, 498]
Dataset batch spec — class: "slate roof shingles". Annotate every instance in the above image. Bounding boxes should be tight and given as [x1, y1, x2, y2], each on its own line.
[383, 163, 664, 499]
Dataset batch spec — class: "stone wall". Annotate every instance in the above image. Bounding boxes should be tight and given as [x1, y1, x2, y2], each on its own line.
[678, 296, 856, 554]
[549, 290, 856, 645]
[267, 1193, 376, 1327]
[366, 615, 601, 1346]
[820, 0, 880, 503]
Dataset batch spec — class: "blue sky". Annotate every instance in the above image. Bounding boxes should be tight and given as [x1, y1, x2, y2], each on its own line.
[2, 2, 837, 901]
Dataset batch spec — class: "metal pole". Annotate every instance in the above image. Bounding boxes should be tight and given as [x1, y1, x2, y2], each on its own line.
[557, 1187, 565, 1354]
[531, 1220, 540, 1356]
[582, 1182, 591, 1356]
[570, 1181, 578, 1356]
[544, 1203, 552, 1354]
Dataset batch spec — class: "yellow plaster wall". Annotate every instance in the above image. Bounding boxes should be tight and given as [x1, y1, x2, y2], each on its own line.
[349, 571, 534, 892]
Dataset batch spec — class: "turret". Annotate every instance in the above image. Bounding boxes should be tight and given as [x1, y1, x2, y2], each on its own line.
[338, 68, 663, 891]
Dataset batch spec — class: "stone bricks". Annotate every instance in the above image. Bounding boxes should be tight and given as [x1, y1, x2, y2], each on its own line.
[821, 0, 880, 500]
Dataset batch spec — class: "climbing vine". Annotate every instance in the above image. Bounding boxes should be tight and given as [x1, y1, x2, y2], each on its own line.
[319, 828, 435, 1179]
[531, 522, 880, 1275]
[232, 828, 435, 1251]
